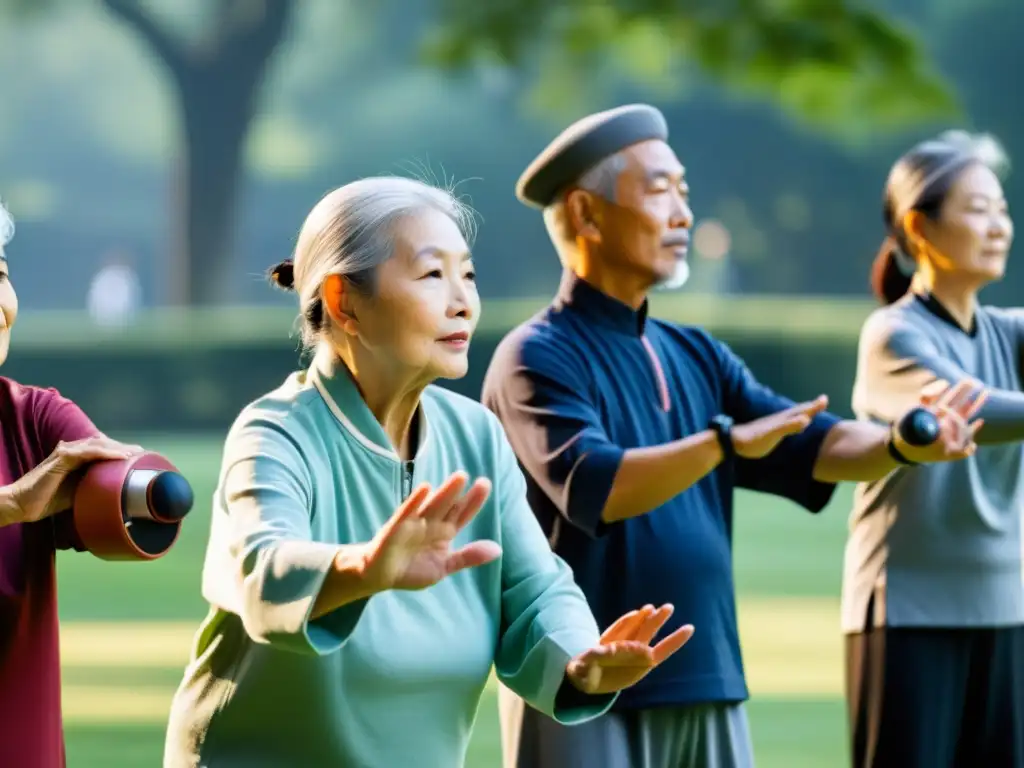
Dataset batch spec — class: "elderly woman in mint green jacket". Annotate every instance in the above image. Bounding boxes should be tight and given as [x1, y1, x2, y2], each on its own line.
[163, 177, 694, 768]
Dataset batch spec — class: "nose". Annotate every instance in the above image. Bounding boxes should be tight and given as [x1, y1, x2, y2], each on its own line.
[669, 196, 693, 230]
[446, 276, 475, 320]
[991, 213, 1013, 240]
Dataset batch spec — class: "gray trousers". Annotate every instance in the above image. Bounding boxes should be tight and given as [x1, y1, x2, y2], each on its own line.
[498, 684, 755, 768]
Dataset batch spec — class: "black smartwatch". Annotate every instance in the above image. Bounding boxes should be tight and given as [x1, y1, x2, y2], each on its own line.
[708, 414, 736, 462]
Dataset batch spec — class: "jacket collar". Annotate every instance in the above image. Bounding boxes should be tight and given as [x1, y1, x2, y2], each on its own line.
[308, 345, 430, 462]
[553, 269, 648, 336]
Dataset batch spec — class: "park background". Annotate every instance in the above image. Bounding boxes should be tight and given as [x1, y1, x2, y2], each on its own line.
[1, 0, 1021, 765]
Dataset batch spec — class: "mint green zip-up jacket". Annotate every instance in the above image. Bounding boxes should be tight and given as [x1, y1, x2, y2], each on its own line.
[164, 349, 614, 767]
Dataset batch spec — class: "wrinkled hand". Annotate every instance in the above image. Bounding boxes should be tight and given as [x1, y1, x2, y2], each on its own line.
[0, 436, 144, 526]
[565, 604, 695, 696]
[895, 379, 987, 464]
[360, 471, 502, 593]
[732, 395, 829, 460]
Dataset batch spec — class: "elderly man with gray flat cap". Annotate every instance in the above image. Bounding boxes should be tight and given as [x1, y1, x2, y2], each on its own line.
[481, 104, 987, 768]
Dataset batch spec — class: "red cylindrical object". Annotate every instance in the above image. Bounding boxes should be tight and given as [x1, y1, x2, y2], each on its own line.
[72, 452, 184, 562]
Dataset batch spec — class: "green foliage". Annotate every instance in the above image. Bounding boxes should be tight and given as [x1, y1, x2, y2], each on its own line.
[423, 0, 959, 132]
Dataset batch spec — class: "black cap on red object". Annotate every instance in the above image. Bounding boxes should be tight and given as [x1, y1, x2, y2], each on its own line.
[148, 472, 194, 523]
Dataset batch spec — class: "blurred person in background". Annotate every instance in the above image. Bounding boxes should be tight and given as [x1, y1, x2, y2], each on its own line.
[86, 249, 142, 328]
[846, 131, 1022, 767]
[483, 105, 988, 768]
[163, 177, 696, 768]
[0, 199, 160, 768]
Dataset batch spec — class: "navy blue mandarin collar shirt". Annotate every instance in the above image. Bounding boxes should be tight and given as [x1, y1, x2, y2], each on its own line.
[483, 270, 841, 709]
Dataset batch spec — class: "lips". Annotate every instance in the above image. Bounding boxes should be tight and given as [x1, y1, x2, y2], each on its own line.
[438, 331, 470, 343]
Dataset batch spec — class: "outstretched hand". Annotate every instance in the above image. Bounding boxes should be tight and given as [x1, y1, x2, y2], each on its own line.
[732, 395, 829, 460]
[565, 604, 694, 696]
[896, 378, 987, 464]
[360, 471, 502, 594]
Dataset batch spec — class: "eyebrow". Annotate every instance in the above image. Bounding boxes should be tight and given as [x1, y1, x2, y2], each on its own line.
[965, 193, 1006, 205]
[414, 247, 472, 261]
[646, 167, 686, 183]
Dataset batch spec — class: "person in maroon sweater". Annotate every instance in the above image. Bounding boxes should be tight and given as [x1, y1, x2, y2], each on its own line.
[0, 201, 149, 767]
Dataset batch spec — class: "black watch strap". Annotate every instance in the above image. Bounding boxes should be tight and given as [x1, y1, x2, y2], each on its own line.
[709, 414, 736, 461]
[887, 424, 918, 466]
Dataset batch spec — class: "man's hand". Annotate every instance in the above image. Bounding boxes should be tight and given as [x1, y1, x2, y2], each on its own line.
[732, 395, 829, 460]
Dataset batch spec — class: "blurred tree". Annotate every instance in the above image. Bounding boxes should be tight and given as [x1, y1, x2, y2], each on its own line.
[99, 0, 295, 306]
[0, 0, 958, 305]
[423, 0, 957, 134]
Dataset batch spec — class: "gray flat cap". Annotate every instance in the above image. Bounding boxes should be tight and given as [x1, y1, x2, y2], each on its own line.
[515, 104, 669, 208]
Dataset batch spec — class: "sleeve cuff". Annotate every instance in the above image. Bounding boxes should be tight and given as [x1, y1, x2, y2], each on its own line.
[243, 541, 368, 656]
[801, 413, 843, 513]
[552, 675, 618, 725]
[565, 443, 625, 538]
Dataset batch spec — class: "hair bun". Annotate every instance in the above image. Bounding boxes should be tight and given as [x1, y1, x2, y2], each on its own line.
[268, 260, 295, 291]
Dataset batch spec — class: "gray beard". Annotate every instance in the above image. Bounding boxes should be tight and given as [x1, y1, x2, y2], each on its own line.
[654, 258, 690, 291]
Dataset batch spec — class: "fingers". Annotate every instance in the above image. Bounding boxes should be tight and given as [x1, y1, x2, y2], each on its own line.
[417, 472, 470, 521]
[758, 396, 827, 432]
[601, 606, 654, 643]
[53, 436, 144, 469]
[444, 540, 502, 576]
[627, 604, 675, 645]
[775, 415, 811, 436]
[651, 624, 695, 664]
[604, 603, 692, 666]
[588, 642, 655, 666]
[920, 379, 950, 405]
[783, 395, 828, 419]
[960, 386, 988, 421]
[379, 483, 432, 540]
[937, 379, 975, 412]
[447, 478, 492, 528]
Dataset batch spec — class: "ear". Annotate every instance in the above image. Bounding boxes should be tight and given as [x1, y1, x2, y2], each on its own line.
[322, 274, 359, 336]
[902, 210, 928, 245]
[565, 190, 603, 244]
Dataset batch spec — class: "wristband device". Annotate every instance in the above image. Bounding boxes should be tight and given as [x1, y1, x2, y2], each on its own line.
[708, 414, 736, 462]
[888, 407, 941, 466]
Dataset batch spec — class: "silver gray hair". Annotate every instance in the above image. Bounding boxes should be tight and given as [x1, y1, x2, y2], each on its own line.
[291, 176, 476, 347]
[0, 200, 14, 252]
[542, 151, 628, 257]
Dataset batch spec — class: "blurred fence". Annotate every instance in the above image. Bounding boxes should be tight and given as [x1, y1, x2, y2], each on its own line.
[4, 295, 876, 433]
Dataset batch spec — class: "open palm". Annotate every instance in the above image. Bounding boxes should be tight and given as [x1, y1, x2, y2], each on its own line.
[732, 395, 829, 460]
[363, 472, 502, 593]
[566, 604, 695, 696]
[898, 379, 987, 464]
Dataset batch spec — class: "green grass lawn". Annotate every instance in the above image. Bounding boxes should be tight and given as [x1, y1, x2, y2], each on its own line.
[57, 434, 855, 767]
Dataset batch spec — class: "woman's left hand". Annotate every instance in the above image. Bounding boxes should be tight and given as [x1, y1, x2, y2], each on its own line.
[565, 604, 694, 696]
[895, 378, 988, 464]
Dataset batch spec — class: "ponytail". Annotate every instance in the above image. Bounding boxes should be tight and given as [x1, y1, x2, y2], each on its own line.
[869, 238, 913, 305]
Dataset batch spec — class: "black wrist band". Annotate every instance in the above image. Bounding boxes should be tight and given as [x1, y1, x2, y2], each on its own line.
[887, 426, 918, 466]
[709, 414, 735, 462]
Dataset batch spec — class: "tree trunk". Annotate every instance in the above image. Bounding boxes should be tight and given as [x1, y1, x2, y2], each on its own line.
[100, 0, 294, 306]
[170, 69, 255, 306]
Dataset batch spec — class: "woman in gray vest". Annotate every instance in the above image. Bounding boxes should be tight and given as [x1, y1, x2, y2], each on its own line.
[844, 131, 1019, 767]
